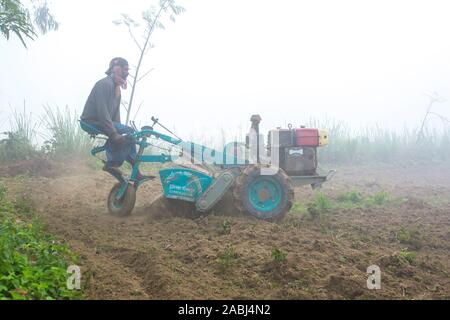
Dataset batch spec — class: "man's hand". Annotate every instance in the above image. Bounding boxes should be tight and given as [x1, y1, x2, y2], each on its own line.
[111, 133, 126, 144]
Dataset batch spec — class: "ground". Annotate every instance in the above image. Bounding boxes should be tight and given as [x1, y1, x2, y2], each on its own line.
[1, 160, 449, 299]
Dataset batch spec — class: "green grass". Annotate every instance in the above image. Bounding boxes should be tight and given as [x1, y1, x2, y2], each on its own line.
[297, 189, 406, 221]
[1, 104, 92, 163]
[396, 227, 422, 250]
[41, 105, 92, 158]
[0, 183, 82, 300]
[336, 190, 402, 209]
[336, 190, 365, 209]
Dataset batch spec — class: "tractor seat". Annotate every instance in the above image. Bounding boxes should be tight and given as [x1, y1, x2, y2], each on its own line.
[79, 120, 104, 138]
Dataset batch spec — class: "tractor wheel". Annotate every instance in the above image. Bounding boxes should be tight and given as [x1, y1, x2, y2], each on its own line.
[107, 183, 136, 217]
[232, 165, 294, 222]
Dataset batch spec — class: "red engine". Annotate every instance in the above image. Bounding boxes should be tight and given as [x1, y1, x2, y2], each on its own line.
[267, 126, 326, 176]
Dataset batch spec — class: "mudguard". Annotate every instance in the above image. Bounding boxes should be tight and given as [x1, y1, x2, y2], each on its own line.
[159, 168, 214, 202]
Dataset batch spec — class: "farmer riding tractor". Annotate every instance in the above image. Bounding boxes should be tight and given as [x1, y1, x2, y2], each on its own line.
[80, 115, 335, 221]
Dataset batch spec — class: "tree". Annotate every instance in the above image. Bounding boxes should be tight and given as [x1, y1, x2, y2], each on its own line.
[0, 0, 58, 48]
[113, 0, 185, 125]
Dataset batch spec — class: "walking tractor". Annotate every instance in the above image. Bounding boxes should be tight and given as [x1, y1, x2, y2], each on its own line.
[80, 115, 335, 221]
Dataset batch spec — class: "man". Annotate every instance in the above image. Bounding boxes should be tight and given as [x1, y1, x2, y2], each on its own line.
[81, 57, 151, 181]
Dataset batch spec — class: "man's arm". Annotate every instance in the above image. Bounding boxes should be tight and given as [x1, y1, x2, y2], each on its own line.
[93, 80, 118, 138]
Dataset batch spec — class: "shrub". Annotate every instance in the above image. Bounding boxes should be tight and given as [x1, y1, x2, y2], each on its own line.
[0, 189, 81, 300]
[0, 107, 37, 163]
[271, 248, 287, 264]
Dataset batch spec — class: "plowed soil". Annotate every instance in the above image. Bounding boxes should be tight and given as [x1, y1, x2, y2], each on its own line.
[1, 160, 449, 299]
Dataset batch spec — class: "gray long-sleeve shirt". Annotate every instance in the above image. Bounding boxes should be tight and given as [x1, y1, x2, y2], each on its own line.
[81, 75, 121, 137]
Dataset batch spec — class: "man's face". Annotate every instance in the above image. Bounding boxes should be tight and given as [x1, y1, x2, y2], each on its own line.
[121, 65, 129, 80]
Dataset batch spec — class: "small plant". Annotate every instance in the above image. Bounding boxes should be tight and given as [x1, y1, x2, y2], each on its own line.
[218, 219, 232, 235]
[271, 247, 287, 264]
[0, 106, 38, 163]
[337, 190, 364, 206]
[217, 246, 238, 273]
[398, 248, 417, 265]
[307, 192, 332, 219]
[367, 190, 390, 206]
[396, 227, 422, 250]
[290, 202, 307, 215]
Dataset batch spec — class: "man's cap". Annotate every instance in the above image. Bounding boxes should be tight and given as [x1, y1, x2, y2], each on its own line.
[105, 57, 129, 75]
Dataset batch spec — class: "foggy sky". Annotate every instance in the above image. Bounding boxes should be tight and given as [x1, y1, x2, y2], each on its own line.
[1, 0, 450, 141]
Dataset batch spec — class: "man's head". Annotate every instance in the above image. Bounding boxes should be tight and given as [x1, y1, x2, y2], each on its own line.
[105, 57, 129, 80]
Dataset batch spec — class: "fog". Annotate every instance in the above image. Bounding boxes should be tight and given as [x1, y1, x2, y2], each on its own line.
[1, 0, 450, 139]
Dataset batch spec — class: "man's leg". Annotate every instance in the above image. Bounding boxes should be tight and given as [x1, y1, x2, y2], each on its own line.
[112, 122, 137, 165]
[111, 122, 154, 181]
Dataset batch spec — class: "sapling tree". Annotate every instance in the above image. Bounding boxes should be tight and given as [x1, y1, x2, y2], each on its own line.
[113, 0, 185, 125]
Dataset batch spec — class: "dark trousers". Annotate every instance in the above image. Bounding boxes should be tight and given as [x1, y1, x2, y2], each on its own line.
[105, 122, 137, 167]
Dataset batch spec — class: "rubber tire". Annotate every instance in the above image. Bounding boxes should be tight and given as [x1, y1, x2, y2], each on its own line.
[107, 183, 136, 217]
[232, 165, 294, 222]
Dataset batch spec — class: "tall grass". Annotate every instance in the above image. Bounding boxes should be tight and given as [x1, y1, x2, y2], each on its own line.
[307, 117, 450, 164]
[41, 105, 93, 157]
[10, 105, 37, 144]
[2, 105, 450, 166]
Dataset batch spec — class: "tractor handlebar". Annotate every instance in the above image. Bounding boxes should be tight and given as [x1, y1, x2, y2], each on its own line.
[121, 126, 182, 146]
